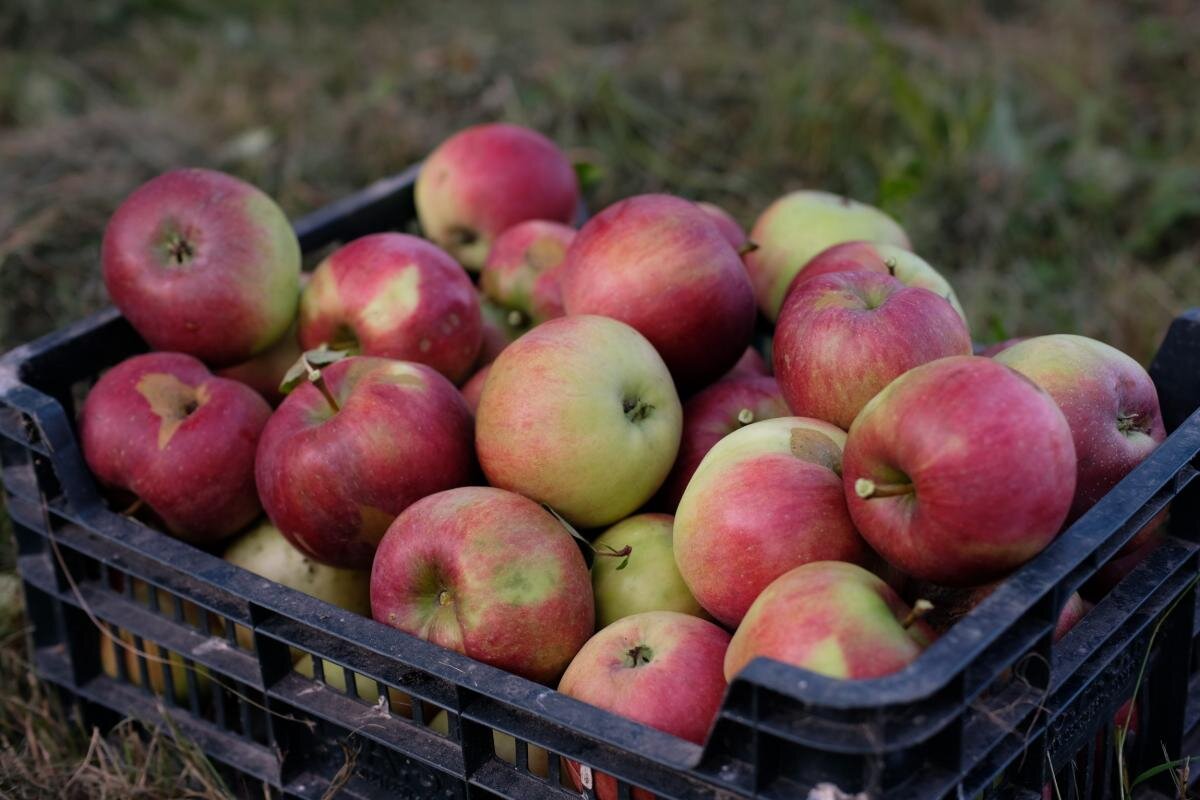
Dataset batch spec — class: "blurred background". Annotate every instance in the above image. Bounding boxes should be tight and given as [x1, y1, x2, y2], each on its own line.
[1, 0, 1198, 792]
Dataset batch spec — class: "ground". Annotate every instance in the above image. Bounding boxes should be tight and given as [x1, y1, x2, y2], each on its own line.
[1, 0, 1199, 796]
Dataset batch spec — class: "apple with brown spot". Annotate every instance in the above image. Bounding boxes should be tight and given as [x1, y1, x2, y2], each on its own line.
[80, 352, 270, 543]
[674, 417, 867, 627]
[298, 233, 482, 383]
[558, 611, 730, 800]
[480, 220, 575, 326]
[725, 561, 934, 680]
[655, 374, 790, 512]
[560, 194, 756, 389]
[416, 123, 579, 270]
[102, 168, 301, 366]
[371, 486, 593, 684]
[255, 356, 475, 569]
[773, 270, 972, 429]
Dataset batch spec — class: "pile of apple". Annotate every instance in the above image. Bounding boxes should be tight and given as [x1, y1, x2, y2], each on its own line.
[80, 122, 1166, 778]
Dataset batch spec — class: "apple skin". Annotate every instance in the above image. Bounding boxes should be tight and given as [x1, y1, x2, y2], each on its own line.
[675, 417, 867, 628]
[255, 356, 476, 569]
[725, 561, 933, 681]
[476, 293, 527, 368]
[560, 194, 757, 389]
[793, 241, 966, 322]
[591, 514, 707, 628]
[558, 611, 730, 800]
[481, 220, 575, 325]
[415, 123, 579, 270]
[370, 486, 594, 685]
[476, 315, 682, 528]
[80, 352, 270, 543]
[774, 271, 972, 430]
[843, 356, 1077, 585]
[530, 263, 567, 325]
[725, 346, 770, 379]
[695, 201, 747, 248]
[459, 363, 491, 414]
[217, 320, 302, 405]
[655, 374, 791, 512]
[745, 190, 910, 321]
[994, 335, 1166, 522]
[298, 233, 482, 384]
[101, 168, 301, 366]
[979, 337, 1028, 358]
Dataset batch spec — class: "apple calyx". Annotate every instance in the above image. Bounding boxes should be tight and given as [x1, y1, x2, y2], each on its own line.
[542, 503, 632, 570]
[437, 589, 454, 607]
[1117, 411, 1146, 435]
[736, 408, 755, 426]
[164, 232, 195, 266]
[854, 477, 915, 499]
[902, 598, 934, 629]
[623, 396, 655, 423]
[280, 346, 350, 412]
[623, 644, 654, 668]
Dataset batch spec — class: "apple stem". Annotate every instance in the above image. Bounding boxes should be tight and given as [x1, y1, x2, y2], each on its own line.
[854, 478, 914, 499]
[902, 598, 934, 629]
[595, 544, 632, 560]
[737, 239, 759, 256]
[306, 366, 340, 412]
[119, 497, 145, 517]
[737, 408, 755, 426]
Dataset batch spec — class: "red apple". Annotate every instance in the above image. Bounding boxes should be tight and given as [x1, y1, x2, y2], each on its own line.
[560, 194, 756, 389]
[298, 233, 482, 384]
[655, 374, 791, 511]
[459, 363, 491, 414]
[217, 320, 302, 405]
[529, 263, 567, 324]
[695, 201, 747, 249]
[371, 486, 593, 684]
[725, 346, 770, 379]
[994, 335, 1166, 522]
[255, 356, 475, 569]
[415, 123, 579, 270]
[675, 417, 867, 627]
[476, 293, 527, 368]
[773, 271, 972, 429]
[481, 220, 575, 326]
[80, 352, 270, 542]
[476, 315, 682, 528]
[843, 356, 1077, 585]
[979, 337, 1028, 358]
[101, 168, 301, 366]
[558, 611, 730, 800]
[725, 561, 933, 680]
[745, 190, 910, 321]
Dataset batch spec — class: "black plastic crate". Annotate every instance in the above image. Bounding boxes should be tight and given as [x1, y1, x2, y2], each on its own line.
[3, 166, 1200, 799]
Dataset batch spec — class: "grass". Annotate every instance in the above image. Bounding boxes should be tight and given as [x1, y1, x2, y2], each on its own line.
[1, 0, 1199, 795]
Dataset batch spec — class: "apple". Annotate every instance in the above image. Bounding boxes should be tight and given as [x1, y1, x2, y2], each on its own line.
[724, 561, 934, 680]
[415, 123, 579, 270]
[745, 190, 910, 321]
[725, 346, 770, 379]
[529, 263, 566, 324]
[80, 352, 270, 543]
[558, 611, 730, 800]
[459, 363, 491, 414]
[655, 374, 791, 511]
[591, 514, 706, 628]
[476, 315, 682, 528]
[979, 337, 1028, 358]
[101, 168, 300, 366]
[695, 201, 747, 249]
[217, 320, 302, 405]
[993, 335, 1166, 522]
[480, 220, 575, 326]
[773, 271, 972, 429]
[476, 293, 528, 367]
[255, 356, 475, 569]
[371, 486, 594, 684]
[843, 356, 1077, 585]
[298, 233, 482, 384]
[293, 653, 413, 712]
[560, 194, 756, 389]
[675, 416, 867, 627]
[792, 241, 966, 322]
[906, 580, 1086, 642]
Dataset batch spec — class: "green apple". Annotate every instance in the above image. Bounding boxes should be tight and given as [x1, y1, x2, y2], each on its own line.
[592, 514, 706, 628]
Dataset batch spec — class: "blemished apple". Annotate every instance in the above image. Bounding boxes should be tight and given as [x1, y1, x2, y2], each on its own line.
[476, 293, 528, 367]
[481, 220, 575, 326]
[560, 194, 756, 389]
[80, 352, 270, 543]
[724, 561, 934, 681]
[476, 315, 682, 528]
[843, 356, 1077, 585]
[591, 514, 707, 628]
[725, 346, 770, 379]
[217, 320, 302, 405]
[370, 486, 594, 685]
[695, 201, 747, 249]
[101, 168, 301, 366]
[793, 241, 967, 322]
[655, 374, 791, 512]
[674, 417, 867, 627]
[256, 356, 475, 569]
[994, 334, 1166, 522]
[416, 122, 579, 270]
[298, 233, 482, 384]
[558, 611, 730, 800]
[459, 363, 491, 414]
[745, 190, 910, 321]
[773, 271, 972, 430]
